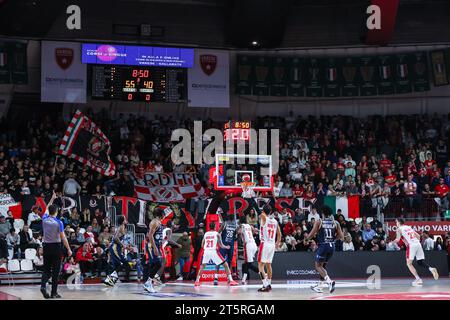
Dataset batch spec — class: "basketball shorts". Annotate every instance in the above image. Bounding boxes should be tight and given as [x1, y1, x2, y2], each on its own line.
[202, 249, 226, 265]
[406, 243, 425, 261]
[315, 243, 335, 263]
[244, 242, 258, 263]
[219, 243, 234, 265]
[258, 242, 275, 264]
[148, 246, 163, 265]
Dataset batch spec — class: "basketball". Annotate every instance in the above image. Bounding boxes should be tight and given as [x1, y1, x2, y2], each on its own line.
[242, 174, 251, 182]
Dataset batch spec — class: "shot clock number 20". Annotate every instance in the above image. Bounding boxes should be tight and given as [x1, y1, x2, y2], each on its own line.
[122, 68, 155, 102]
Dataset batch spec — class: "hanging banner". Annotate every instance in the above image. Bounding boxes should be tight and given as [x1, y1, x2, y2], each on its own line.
[9, 41, 28, 84]
[269, 57, 288, 96]
[41, 41, 87, 103]
[252, 56, 270, 96]
[411, 52, 430, 92]
[324, 57, 341, 97]
[377, 55, 395, 95]
[305, 58, 323, 97]
[341, 57, 359, 97]
[133, 172, 204, 202]
[188, 49, 229, 108]
[0, 42, 10, 84]
[359, 56, 378, 96]
[287, 57, 304, 97]
[394, 54, 412, 94]
[430, 50, 449, 86]
[236, 55, 253, 95]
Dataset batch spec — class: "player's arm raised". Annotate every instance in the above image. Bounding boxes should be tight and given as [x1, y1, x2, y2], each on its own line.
[148, 221, 159, 256]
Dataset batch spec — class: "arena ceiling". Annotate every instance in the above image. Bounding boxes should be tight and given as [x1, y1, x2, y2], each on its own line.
[0, 0, 449, 48]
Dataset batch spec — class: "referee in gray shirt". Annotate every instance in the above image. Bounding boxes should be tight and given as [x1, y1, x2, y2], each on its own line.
[40, 193, 72, 299]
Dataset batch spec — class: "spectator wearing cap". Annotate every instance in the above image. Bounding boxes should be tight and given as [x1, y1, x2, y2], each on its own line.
[28, 206, 42, 231]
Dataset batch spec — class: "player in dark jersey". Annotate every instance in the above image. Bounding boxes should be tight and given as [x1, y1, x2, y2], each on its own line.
[103, 216, 130, 286]
[143, 207, 164, 293]
[214, 214, 238, 285]
[305, 205, 343, 294]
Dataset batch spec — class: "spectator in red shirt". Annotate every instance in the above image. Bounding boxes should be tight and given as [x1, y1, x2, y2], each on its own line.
[76, 242, 95, 277]
[435, 178, 449, 211]
[384, 169, 397, 187]
[292, 183, 304, 197]
[283, 217, 296, 236]
[379, 154, 392, 174]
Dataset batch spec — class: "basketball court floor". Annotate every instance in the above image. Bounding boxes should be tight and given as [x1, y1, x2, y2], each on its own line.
[1, 278, 449, 300]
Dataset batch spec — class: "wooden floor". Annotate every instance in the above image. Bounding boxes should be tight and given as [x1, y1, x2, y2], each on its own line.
[1, 278, 449, 300]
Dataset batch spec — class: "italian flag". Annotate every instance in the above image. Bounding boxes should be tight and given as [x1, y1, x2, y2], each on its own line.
[324, 195, 360, 219]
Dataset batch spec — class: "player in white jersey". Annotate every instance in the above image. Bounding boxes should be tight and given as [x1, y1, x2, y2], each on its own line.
[257, 206, 281, 292]
[194, 221, 239, 287]
[393, 218, 439, 286]
[238, 216, 259, 284]
[155, 222, 181, 286]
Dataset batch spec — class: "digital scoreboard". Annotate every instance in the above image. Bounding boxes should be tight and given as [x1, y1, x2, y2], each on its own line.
[90, 65, 187, 103]
[223, 121, 251, 141]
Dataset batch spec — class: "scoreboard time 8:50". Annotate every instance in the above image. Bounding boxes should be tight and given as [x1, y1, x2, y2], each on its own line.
[223, 121, 251, 141]
[122, 68, 160, 102]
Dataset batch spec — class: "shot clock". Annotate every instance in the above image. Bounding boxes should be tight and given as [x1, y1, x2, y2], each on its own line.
[223, 121, 251, 142]
[91, 65, 187, 103]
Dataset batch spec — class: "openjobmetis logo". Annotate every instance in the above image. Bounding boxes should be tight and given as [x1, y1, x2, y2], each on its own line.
[55, 48, 74, 70]
[200, 54, 217, 76]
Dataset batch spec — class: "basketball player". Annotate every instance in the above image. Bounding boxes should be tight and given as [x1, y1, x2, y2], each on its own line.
[155, 222, 181, 285]
[213, 213, 238, 285]
[257, 206, 281, 292]
[143, 207, 165, 293]
[239, 215, 259, 285]
[306, 205, 343, 294]
[103, 215, 129, 287]
[393, 218, 439, 286]
[195, 221, 238, 286]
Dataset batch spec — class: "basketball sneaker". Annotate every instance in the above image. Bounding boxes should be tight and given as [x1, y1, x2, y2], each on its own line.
[228, 280, 239, 286]
[257, 286, 270, 292]
[241, 279, 248, 285]
[103, 276, 115, 287]
[328, 281, 336, 294]
[412, 278, 423, 287]
[143, 280, 156, 293]
[194, 281, 200, 287]
[430, 268, 439, 280]
[311, 284, 324, 293]
[213, 278, 219, 286]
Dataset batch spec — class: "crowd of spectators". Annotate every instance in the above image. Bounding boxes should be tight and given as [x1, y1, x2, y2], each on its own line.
[1, 108, 450, 277]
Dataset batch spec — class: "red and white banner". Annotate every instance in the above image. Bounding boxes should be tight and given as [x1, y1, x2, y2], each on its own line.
[133, 172, 204, 202]
[386, 221, 450, 239]
[0, 193, 22, 219]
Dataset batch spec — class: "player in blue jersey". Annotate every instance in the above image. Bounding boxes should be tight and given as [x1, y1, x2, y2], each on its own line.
[103, 215, 129, 286]
[213, 213, 238, 285]
[305, 205, 343, 294]
[143, 207, 164, 293]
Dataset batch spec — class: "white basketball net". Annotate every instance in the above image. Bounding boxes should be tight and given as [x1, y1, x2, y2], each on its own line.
[240, 181, 256, 198]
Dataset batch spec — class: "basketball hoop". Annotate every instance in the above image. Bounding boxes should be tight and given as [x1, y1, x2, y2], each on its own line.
[240, 181, 256, 198]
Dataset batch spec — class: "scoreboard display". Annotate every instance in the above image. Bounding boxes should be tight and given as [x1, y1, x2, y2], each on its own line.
[90, 65, 187, 102]
[223, 121, 251, 141]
